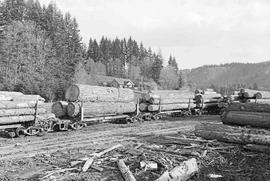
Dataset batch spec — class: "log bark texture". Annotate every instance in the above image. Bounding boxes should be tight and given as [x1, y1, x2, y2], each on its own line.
[0, 101, 43, 109]
[221, 111, 270, 128]
[195, 123, 270, 145]
[65, 84, 135, 102]
[249, 99, 270, 105]
[0, 113, 55, 125]
[12, 95, 45, 102]
[0, 91, 23, 96]
[149, 98, 192, 105]
[0, 96, 12, 101]
[144, 90, 194, 102]
[225, 103, 270, 113]
[0, 115, 34, 125]
[67, 101, 136, 117]
[148, 103, 194, 112]
[0, 108, 46, 117]
[52, 101, 68, 118]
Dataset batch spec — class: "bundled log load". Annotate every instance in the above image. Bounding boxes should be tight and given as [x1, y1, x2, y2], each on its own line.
[0, 91, 45, 102]
[232, 88, 270, 103]
[0, 113, 55, 125]
[139, 89, 195, 113]
[65, 84, 135, 102]
[193, 89, 224, 114]
[143, 90, 194, 103]
[64, 84, 137, 119]
[0, 91, 54, 127]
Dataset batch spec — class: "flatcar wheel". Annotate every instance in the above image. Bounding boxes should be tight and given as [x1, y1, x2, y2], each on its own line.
[24, 126, 42, 136]
[69, 122, 85, 130]
[7, 130, 16, 138]
[15, 126, 25, 138]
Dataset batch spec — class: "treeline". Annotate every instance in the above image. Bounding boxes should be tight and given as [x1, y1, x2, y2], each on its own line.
[84, 37, 182, 90]
[0, 0, 182, 101]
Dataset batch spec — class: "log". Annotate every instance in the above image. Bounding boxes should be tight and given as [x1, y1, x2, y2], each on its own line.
[157, 158, 198, 181]
[249, 99, 270, 105]
[243, 89, 270, 99]
[221, 111, 270, 128]
[0, 101, 43, 109]
[82, 144, 123, 172]
[0, 91, 23, 96]
[0, 95, 13, 101]
[36, 113, 56, 121]
[52, 101, 68, 118]
[0, 108, 46, 117]
[149, 98, 192, 105]
[243, 144, 270, 154]
[148, 103, 192, 112]
[194, 123, 270, 145]
[225, 103, 270, 113]
[12, 95, 45, 102]
[144, 90, 194, 102]
[0, 115, 34, 125]
[67, 101, 136, 117]
[139, 103, 149, 112]
[117, 159, 136, 181]
[0, 113, 55, 125]
[65, 84, 135, 102]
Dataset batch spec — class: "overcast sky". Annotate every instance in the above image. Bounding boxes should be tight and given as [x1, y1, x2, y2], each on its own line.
[39, 0, 270, 69]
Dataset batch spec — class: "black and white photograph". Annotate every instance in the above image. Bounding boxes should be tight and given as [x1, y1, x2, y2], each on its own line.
[1, 0, 270, 180]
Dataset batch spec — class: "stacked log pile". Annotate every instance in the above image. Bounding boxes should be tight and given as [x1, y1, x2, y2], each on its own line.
[195, 100, 270, 153]
[0, 91, 55, 126]
[64, 84, 136, 119]
[139, 89, 195, 113]
[231, 88, 270, 103]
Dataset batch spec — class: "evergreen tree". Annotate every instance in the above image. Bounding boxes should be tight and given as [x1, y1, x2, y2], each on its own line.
[168, 56, 178, 72]
[152, 50, 163, 83]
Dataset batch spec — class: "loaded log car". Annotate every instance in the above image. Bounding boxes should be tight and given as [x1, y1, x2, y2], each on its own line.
[0, 85, 198, 138]
[0, 93, 58, 138]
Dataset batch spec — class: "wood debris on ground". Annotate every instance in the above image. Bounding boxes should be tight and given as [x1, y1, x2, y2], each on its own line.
[21, 130, 270, 181]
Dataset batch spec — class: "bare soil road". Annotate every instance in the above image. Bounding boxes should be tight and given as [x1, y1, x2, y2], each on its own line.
[3, 115, 268, 181]
[0, 116, 210, 180]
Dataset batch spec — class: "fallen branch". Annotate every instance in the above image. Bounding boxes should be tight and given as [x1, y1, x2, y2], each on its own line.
[117, 159, 136, 181]
[41, 168, 78, 180]
[82, 143, 123, 172]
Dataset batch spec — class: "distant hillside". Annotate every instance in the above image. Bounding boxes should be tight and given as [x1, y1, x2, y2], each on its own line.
[186, 61, 270, 91]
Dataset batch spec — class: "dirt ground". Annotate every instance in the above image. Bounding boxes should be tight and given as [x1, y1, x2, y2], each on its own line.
[0, 115, 270, 181]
